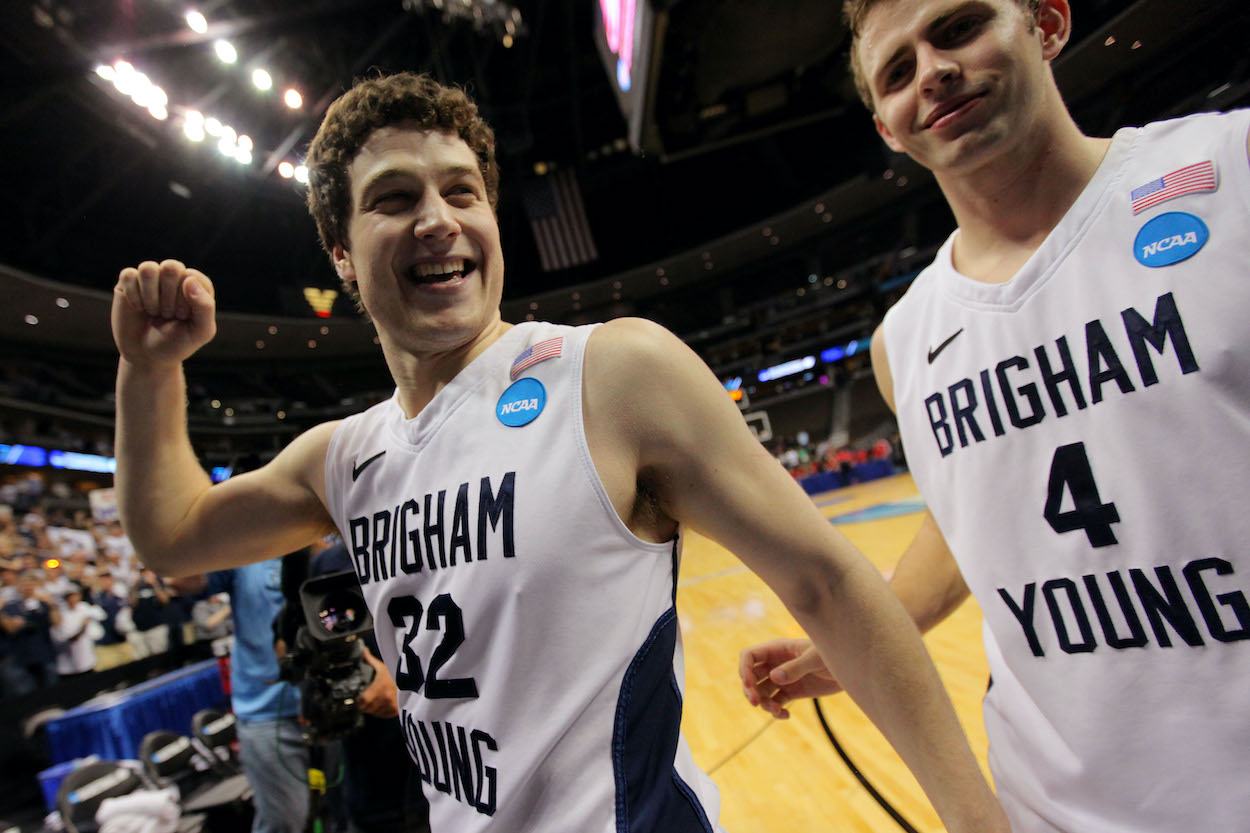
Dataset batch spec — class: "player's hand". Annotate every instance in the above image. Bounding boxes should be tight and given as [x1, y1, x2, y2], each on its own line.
[357, 646, 399, 718]
[112, 260, 217, 367]
[739, 637, 840, 719]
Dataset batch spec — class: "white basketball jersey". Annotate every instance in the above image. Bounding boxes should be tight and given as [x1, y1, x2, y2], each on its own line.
[324, 322, 723, 833]
[884, 110, 1250, 832]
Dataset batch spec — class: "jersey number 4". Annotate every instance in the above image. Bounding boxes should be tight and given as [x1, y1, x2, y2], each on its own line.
[388, 594, 479, 699]
[1043, 442, 1120, 548]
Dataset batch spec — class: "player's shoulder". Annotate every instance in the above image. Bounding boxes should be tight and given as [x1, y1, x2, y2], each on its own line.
[1134, 108, 1250, 152]
[586, 317, 684, 375]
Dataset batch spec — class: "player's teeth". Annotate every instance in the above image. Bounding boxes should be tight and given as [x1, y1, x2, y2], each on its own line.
[416, 259, 464, 277]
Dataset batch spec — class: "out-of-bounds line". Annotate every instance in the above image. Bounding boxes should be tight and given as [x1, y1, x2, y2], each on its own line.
[706, 718, 775, 776]
[677, 565, 748, 588]
[812, 699, 921, 833]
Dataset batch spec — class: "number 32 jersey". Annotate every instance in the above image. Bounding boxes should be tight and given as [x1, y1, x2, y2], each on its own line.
[883, 109, 1250, 832]
[324, 322, 723, 833]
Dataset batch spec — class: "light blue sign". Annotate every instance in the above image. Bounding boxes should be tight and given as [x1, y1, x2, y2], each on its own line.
[497, 378, 547, 427]
[1133, 212, 1208, 268]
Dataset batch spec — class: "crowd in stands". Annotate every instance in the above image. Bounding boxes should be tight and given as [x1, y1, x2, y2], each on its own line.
[773, 432, 904, 481]
[0, 491, 232, 698]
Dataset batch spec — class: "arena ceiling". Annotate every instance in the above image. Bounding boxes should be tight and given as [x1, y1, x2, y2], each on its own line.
[1, 0, 1247, 360]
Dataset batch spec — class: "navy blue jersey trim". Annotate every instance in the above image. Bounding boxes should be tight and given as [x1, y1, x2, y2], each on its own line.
[611, 535, 712, 833]
[671, 769, 714, 833]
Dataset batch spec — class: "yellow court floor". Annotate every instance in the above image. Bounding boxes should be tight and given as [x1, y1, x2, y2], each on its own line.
[677, 472, 991, 833]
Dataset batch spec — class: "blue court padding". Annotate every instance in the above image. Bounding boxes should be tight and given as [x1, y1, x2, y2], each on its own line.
[830, 499, 927, 525]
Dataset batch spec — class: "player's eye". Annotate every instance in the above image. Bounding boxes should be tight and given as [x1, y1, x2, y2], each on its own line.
[371, 192, 412, 212]
[935, 14, 986, 47]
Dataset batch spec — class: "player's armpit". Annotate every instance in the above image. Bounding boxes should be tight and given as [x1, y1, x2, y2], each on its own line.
[582, 317, 859, 600]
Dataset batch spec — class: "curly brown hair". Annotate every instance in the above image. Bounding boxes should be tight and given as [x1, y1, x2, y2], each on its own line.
[842, 0, 1042, 112]
[305, 72, 499, 312]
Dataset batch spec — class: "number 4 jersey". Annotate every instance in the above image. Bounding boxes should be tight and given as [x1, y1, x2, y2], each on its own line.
[883, 109, 1250, 832]
[324, 322, 723, 833]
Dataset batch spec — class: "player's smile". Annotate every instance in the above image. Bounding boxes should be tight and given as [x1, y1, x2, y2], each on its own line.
[401, 256, 480, 297]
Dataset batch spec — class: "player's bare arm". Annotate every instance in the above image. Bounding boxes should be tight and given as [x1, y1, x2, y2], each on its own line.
[113, 260, 339, 577]
[583, 318, 1008, 833]
[741, 323, 973, 716]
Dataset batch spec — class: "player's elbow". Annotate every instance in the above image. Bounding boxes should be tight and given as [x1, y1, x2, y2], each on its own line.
[776, 556, 848, 621]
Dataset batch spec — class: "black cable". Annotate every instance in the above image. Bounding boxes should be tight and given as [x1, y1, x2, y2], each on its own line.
[811, 699, 922, 833]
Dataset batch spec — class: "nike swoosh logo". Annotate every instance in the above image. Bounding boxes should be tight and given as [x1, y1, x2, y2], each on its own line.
[927, 328, 964, 364]
[351, 451, 386, 481]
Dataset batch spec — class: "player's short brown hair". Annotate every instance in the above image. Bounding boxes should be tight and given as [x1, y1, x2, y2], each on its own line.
[305, 72, 499, 312]
[842, 0, 1042, 112]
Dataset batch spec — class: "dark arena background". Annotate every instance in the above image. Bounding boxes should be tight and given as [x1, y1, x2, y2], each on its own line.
[0, 0, 1246, 830]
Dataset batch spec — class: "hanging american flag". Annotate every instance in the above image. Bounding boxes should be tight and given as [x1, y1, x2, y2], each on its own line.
[523, 168, 599, 271]
[1130, 160, 1217, 214]
[510, 336, 564, 380]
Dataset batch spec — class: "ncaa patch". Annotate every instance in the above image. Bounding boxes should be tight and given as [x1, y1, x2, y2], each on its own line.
[497, 377, 546, 427]
[1133, 212, 1208, 268]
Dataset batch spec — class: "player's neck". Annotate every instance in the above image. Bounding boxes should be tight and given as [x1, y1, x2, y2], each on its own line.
[939, 118, 1111, 285]
[387, 317, 513, 418]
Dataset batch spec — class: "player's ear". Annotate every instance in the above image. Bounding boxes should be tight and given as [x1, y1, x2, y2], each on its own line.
[331, 244, 357, 284]
[874, 114, 905, 154]
[1035, 0, 1072, 62]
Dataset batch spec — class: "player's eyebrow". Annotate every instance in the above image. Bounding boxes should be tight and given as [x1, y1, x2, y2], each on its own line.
[359, 164, 481, 203]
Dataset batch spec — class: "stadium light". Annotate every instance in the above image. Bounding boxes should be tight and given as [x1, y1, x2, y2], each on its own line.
[284, 89, 302, 109]
[185, 10, 208, 33]
[252, 68, 272, 91]
[214, 40, 237, 63]
[278, 161, 295, 178]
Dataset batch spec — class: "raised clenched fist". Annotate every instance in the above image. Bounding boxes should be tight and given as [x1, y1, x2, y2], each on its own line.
[112, 259, 217, 367]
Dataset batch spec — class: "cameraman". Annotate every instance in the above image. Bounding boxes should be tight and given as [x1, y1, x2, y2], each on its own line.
[169, 557, 309, 833]
[278, 540, 428, 833]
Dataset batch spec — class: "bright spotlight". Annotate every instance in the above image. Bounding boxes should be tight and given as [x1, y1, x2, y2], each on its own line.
[214, 40, 237, 64]
[218, 136, 236, 157]
[220, 125, 237, 144]
[293, 165, 309, 184]
[278, 161, 295, 179]
[149, 86, 168, 108]
[283, 88, 302, 109]
[113, 60, 134, 77]
[204, 117, 223, 136]
[184, 109, 204, 124]
[185, 10, 208, 33]
[184, 121, 206, 142]
[252, 68, 272, 91]
[95, 64, 116, 81]
[149, 105, 168, 120]
[235, 148, 252, 165]
[237, 134, 253, 151]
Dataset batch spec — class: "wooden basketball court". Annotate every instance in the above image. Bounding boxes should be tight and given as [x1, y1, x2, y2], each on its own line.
[677, 471, 992, 832]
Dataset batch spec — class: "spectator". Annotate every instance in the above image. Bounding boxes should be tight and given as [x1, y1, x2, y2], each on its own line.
[90, 571, 132, 670]
[127, 569, 171, 658]
[52, 583, 102, 678]
[1, 571, 61, 695]
[0, 561, 19, 605]
[192, 593, 232, 641]
[41, 558, 74, 599]
[170, 559, 309, 833]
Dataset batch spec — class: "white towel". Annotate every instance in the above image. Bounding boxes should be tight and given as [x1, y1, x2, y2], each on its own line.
[96, 787, 181, 833]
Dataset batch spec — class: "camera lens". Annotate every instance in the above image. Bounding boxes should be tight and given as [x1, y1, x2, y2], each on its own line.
[317, 589, 363, 635]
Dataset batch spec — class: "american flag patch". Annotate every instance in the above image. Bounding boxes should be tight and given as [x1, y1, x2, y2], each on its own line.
[1130, 161, 1217, 214]
[510, 336, 563, 380]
